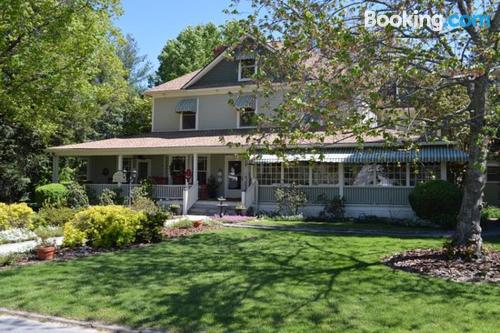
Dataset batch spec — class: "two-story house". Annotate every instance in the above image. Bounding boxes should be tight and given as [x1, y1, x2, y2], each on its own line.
[47, 38, 499, 216]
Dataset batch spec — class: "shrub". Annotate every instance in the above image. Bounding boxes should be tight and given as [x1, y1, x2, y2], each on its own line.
[409, 180, 462, 228]
[0, 203, 35, 230]
[35, 183, 68, 207]
[168, 219, 193, 229]
[131, 196, 171, 243]
[482, 206, 500, 220]
[319, 195, 345, 220]
[65, 182, 89, 209]
[63, 205, 146, 248]
[35, 205, 77, 228]
[0, 253, 23, 267]
[274, 184, 308, 216]
[99, 188, 124, 205]
[137, 210, 170, 243]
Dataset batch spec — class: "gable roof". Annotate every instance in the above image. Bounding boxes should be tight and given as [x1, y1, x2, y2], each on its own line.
[145, 35, 276, 96]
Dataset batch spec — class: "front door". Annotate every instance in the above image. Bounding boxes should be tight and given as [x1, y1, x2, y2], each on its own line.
[137, 160, 151, 182]
[225, 159, 242, 198]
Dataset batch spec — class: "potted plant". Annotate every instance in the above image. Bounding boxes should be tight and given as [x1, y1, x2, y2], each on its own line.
[35, 227, 56, 261]
[169, 204, 181, 216]
[193, 220, 204, 228]
[235, 203, 247, 216]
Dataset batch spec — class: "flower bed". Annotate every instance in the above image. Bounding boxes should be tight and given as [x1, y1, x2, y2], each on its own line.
[0, 228, 37, 245]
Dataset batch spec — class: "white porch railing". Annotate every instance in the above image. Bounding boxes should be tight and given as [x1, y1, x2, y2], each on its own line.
[241, 180, 258, 209]
[182, 182, 198, 215]
[86, 184, 184, 200]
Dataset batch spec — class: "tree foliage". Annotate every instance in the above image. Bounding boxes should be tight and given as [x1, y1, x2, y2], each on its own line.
[156, 23, 224, 83]
[0, 0, 152, 201]
[228, 0, 499, 255]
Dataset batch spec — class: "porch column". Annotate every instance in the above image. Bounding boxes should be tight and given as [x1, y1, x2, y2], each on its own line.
[338, 163, 344, 198]
[440, 161, 447, 181]
[117, 155, 123, 185]
[52, 155, 60, 183]
[193, 153, 198, 185]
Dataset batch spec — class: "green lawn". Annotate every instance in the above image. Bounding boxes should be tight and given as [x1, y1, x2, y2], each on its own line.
[247, 219, 439, 232]
[0, 228, 498, 333]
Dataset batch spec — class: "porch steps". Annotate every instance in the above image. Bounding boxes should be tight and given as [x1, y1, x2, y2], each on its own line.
[188, 200, 239, 216]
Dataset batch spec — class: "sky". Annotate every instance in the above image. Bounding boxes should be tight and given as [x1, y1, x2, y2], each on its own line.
[114, 0, 249, 71]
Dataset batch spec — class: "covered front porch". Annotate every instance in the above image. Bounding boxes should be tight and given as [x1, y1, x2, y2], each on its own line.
[52, 152, 255, 214]
[49, 143, 469, 217]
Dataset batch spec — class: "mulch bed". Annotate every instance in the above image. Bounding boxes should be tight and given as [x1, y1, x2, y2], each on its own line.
[383, 248, 500, 283]
[160, 224, 220, 239]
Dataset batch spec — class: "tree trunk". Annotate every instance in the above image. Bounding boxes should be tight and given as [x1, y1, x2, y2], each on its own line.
[453, 76, 490, 257]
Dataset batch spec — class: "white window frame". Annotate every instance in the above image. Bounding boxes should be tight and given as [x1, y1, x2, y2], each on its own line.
[238, 59, 257, 82]
[237, 97, 258, 129]
[179, 98, 199, 131]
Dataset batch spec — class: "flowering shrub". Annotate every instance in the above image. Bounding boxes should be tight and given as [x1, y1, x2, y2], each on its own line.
[63, 205, 146, 248]
[0, 203, 35, 230]
[0, 228, 37, 244]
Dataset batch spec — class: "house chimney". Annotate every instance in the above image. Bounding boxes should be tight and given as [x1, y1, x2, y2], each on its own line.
[212, 45, 226, 57]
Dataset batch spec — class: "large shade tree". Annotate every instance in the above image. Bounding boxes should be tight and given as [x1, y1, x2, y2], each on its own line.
[229, 0, 499, 256]
[0, 0, 146, 201]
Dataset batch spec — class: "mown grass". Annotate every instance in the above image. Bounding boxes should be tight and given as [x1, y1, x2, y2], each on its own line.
[0, 228, 498, 332]
[248, 219, 437, 232]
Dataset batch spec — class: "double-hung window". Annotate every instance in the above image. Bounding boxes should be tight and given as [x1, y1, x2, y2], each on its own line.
[238, 59, 256, 81]
[235, 95, 257, 128]
[175, 98, 197, 130]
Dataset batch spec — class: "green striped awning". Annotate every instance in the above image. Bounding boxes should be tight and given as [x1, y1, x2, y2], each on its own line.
[175, 99, 197, 113]
[235, 95, 256, 109]
[251, 146, 468, 164]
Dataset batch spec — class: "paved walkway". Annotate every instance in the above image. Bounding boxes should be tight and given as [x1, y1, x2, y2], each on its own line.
[0, 308, 166, 333]
[225, 223, 500, 238]
[0, 315, 101, 333]
[0, 237, 64, 255]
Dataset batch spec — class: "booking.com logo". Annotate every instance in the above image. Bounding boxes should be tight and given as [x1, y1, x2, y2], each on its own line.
[365, 10, 491, 32]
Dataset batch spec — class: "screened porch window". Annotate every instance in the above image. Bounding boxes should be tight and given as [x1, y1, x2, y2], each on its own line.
[345, 163, 406, 186]
[410, 163, 440, 186]
[284, 162, 309, 185]
[312, 163, 338, 185]
[256, 163, 281, 185]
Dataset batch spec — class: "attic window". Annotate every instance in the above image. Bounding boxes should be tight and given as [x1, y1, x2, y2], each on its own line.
[238, 59, 256, 81]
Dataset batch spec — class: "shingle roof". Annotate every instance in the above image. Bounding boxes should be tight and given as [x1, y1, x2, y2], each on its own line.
[47, 129, 393, 153]
[145, 69, 201, 94]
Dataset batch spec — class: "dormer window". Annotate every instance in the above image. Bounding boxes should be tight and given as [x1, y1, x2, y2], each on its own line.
[238, 59, 256, 81]
[235, 95, 257, 128]
[175, 98, 198, 130]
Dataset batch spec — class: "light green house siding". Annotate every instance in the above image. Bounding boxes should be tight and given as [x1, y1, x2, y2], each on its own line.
[152, 92, 283, 132]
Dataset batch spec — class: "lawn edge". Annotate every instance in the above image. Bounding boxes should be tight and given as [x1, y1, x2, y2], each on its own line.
[0, 307, 168, 333]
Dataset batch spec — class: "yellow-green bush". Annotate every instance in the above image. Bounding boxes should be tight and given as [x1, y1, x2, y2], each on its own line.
[0, 203, 35, 230]
[63, 205, 146, 248]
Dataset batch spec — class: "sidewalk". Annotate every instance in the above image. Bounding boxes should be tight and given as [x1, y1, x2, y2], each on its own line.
[0, 315, 101, 333]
